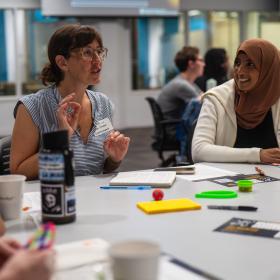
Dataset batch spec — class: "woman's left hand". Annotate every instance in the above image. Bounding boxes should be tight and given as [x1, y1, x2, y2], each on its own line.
[103, 131, 130, 163]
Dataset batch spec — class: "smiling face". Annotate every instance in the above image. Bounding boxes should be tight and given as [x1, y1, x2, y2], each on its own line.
[65, 40, 104, 86]
[233, 52, 260, 92]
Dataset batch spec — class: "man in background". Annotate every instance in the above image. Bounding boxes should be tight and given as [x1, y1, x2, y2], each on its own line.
[157, 46, 204, 139]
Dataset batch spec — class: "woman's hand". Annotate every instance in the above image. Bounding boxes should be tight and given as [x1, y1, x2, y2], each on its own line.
[0, 250, 54, 280]
[260, 148, 280, 164]
[57, 93, 81, 137]
[0, 238, 21, 268]
[103, 131, 130, 163]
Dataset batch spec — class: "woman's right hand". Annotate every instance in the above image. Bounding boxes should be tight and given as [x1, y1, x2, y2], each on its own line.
[57, 93, 81, 137]
[0, 250, 55, 280]
[260, 148, 280, 164]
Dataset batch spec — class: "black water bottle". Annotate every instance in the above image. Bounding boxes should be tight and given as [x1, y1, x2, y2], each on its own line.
[39, 130, 76, 224]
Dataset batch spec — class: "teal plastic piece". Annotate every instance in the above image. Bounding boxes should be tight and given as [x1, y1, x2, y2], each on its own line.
[195, 190, 238, 199]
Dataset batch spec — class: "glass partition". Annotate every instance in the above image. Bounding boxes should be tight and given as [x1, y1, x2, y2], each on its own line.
[1, 8, 280, 96]
[132, 16, 185, 90]
[0, 10, 15, 96]
[24, 10, 78, 94]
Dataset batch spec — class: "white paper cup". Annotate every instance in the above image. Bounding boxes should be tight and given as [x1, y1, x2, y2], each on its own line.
[109, 240, 160, 280]
[0, 175, 26, 220]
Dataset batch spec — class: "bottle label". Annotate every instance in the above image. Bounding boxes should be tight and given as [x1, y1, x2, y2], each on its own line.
[39, 153, 65, 182]
[41, 184, 76, 218]
[41, 184, 64, 217]
[65, 186, 76, 216]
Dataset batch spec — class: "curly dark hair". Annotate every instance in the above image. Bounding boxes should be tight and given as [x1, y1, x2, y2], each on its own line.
[40, 24, 103, 86]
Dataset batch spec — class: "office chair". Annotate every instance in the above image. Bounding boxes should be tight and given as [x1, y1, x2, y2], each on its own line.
[145, 97, 181, 167]
[0, 135, 11, 175]
[186, 119, 198, 165]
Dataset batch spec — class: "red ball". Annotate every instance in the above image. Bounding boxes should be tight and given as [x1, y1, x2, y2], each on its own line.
[152, 189, 164, 201]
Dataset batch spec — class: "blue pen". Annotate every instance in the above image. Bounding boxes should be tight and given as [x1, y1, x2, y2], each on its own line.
[100, 186, 152, 190]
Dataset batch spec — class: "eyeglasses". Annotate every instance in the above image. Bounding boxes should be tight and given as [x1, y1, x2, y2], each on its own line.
[196, 58, 204, 63]
[79, 47, 108, 62]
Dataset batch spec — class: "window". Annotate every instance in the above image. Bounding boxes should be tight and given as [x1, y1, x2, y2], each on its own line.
[132, 16, 185, 90]
[132, 11, 241, 90]
[0, 10, 15, 96]
[24, 10, 78, 95]
[245, 12, 280, 48]
[188, 11, 239, 66]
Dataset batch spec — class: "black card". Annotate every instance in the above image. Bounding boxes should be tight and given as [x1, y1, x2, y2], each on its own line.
[206, 174, 279, 187]
[215, 217, 280, 239]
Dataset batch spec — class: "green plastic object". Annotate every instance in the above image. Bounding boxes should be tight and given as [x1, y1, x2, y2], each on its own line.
[195, 190, 238, 199]
[237, 180, 253, 192]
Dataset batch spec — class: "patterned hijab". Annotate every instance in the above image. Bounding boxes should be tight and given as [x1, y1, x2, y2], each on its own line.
[234, 38, 280, 129]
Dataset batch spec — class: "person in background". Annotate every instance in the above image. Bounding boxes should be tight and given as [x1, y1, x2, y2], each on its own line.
[0, 219, 5, 237]
[10, 24, 130, 180]
[157, 46, 204, 139]
[192, 38, 280, 163]
[0, 237, 54, 280]
[179, 48, 229, 158]
[195, 48, 229, 92]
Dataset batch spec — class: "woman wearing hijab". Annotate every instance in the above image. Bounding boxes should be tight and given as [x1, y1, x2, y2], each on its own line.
[192, 38, 280, 163]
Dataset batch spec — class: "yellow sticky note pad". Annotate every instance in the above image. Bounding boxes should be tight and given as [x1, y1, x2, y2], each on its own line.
[137, 198, 201, 214]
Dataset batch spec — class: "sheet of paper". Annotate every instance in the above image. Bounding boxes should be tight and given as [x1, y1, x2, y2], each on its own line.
[22, 192, 41, 213]
[177, 163, 238, 181]
[55, 238, 110, 271]
[54, 250, 218, 280]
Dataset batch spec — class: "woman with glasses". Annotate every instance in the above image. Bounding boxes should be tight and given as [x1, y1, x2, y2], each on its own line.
[10, 24, 130, 179]
[192, 38, 280, 164]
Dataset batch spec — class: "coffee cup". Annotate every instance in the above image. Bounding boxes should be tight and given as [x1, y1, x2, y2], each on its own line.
[109, 240, 160, 280]
[0, 175, 26, 220]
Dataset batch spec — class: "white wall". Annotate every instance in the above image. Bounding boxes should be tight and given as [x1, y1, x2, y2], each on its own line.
[0, 19, 157, 136]
[98, 19, 159, 129]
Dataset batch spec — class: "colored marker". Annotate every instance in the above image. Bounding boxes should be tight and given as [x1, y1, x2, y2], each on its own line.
[207, 205, 258, 211]
[25, 222, 56, 250]
[100, 186, 152, 190]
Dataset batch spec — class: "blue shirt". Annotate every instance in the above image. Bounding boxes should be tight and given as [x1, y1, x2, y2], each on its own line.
[15, 86, 113, 176]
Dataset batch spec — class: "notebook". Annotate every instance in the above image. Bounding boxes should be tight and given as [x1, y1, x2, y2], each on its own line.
[110, 171, 176, 188]
[137, 198, 201, 214]
[154, 165, 195, 175]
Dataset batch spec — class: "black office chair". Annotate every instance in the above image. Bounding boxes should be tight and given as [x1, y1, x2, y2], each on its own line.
[145, 97, 181, 167]
[186, 119, 198, 165]
[0, 135, 11, 175]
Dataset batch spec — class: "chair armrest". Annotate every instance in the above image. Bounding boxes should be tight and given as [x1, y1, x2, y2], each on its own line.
[160, 119, 181, 125]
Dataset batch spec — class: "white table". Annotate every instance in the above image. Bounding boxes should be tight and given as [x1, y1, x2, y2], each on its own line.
[6, 163, 280, 280]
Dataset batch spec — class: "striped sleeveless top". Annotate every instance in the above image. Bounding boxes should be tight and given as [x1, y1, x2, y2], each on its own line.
[16, 86, 113, 176]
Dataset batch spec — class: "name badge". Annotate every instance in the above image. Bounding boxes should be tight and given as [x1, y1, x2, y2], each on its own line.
[94, 118, 114, 136]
